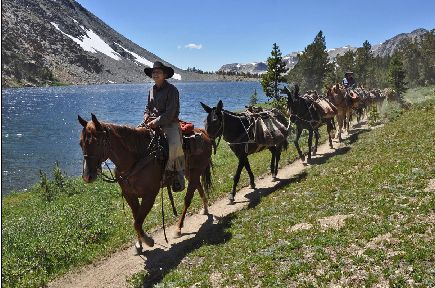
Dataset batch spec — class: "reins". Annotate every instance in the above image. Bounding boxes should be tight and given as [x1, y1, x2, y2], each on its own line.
[85, 125, 171, 243]
[100, 128, 160, 184]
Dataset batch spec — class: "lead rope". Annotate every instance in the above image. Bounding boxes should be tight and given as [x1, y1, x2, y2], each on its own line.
[161, 186, 168, 243]
[156, 131, 169, 244]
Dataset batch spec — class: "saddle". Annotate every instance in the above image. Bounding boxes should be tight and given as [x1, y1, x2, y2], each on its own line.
[302, 92, 337, 118]
[179, 120, 205, 156]
[244, 106, 289, 146]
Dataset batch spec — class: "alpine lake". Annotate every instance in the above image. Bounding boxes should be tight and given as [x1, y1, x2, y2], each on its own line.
[1, 81, 267, 195]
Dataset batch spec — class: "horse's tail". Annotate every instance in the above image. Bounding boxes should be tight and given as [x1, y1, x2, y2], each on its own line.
[201, 159, 213, 197]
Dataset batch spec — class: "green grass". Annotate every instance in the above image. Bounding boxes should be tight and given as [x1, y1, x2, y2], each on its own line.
[129, 101, 434, 287]
[1, 106, 321, 287]
[4, 91, 434, 287]
[403, 85, 435, 104]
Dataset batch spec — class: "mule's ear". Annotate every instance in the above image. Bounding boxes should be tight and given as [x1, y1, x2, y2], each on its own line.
[200, 102, 212, 113]
[294, 84, 299, 96]
[78, 115, 88, 128]
[282, 86, 290, 95]
[216, 100, 223, 112]
[91, 113, 104, 131]
[335, 83, 340, 90]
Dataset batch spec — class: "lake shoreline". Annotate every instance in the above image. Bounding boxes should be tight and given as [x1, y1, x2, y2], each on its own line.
[2, 75, 260, 89]
[2, 81, 268, 195]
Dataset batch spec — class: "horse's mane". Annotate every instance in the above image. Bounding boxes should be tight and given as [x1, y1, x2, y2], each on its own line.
[104, 123, 153, 155]
[223, 109, 244, 117]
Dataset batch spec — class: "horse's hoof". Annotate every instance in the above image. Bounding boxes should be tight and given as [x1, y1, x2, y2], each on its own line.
[200, 208, 209, 215]
[174, 230, 182, 238]
[228, 195, 235, 205]
[134, 241, 143, 254]
[250, 183, 256, 189]
[141, 234, 155, 247]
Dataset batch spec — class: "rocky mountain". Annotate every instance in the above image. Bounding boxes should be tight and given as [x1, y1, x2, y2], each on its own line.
[371, 28, 428, 58]
[1, 0, 223, 87]
[218, 28, 429, 75]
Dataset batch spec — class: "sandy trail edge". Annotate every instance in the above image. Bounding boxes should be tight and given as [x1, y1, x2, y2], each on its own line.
[48, 125, 370, 288]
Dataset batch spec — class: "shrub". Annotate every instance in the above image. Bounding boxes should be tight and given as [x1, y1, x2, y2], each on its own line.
[381, 101, 403, 122]
[38, 170, 55, 202]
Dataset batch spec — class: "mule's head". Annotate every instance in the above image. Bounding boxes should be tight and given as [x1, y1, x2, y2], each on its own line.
[78, 114, 109, 183]
[200, 100, 224, 139]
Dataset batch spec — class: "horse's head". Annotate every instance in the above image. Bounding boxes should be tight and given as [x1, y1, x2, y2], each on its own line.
[283, 84, 300, 104]
[78, 114, 109, 183]
[200, 100, 224, 139]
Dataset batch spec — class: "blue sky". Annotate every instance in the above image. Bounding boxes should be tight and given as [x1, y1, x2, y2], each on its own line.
[76, 0, 434, 72]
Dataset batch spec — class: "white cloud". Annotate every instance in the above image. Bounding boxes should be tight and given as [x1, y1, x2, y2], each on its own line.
[184, 43, 202, 49]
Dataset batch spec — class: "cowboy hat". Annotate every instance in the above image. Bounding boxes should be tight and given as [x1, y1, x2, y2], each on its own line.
[345, 71, 354, 76]
[144, 61, 174, 79]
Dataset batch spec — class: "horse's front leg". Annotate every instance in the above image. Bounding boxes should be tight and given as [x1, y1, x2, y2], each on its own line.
[135, 191, 159, 248]
[336, 114, 344, 142]
[123, 191, 146, 253]
[273, 150, 281, 180]
[312, 129, 319, 155]
[307, 129, 313, 162]
[229, 157, 245, 205]
[268, 147, 276, 179]
[176, 174, 199, 237]
[244, 157, 256, 189]
[349, 110, 353, 129]
[197, 180, 209, 215]
[294, 127, 305, 161]
[327, 119, 335, 148]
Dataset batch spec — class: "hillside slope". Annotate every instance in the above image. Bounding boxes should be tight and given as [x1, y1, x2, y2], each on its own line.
[1, 0, 221, 87]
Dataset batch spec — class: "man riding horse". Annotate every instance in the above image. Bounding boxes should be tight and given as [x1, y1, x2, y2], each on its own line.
[141, 61, 185, 192]
[342, 71, 357, 89]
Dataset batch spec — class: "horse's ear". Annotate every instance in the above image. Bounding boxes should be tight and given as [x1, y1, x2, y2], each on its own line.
[282, 86, 290, 95]
[216, 100, 223, 112]
[335, 83, 339, 90]
[78, 115, 88, 128]
[200, 102, 212, 113]
[91, 113, 104, 131]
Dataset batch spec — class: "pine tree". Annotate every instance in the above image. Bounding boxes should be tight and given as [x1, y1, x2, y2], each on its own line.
[288, 31, 331, 91]
[354, 40, 374, 86]
[335, 50, 356, 84]
[388, 53, 407, 94]
[261, 43, 288, 101]
[249, 89, 258, 106]
[418, 29, 435, 85]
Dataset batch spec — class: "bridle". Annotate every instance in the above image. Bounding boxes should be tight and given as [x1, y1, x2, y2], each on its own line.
[82, 129, 111, 177]
[205, 109, 224, 154]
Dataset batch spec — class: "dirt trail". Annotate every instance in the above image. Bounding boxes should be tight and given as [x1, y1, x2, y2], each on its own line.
[48, 124, 371, 288]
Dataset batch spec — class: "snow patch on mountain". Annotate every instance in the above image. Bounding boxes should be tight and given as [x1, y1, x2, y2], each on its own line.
[51, 22, 121, 60]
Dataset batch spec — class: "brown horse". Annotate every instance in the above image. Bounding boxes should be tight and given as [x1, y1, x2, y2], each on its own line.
[326, 84, 360, 141]
[326, 84, 347, 141]
[78, 114, 212, 252]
